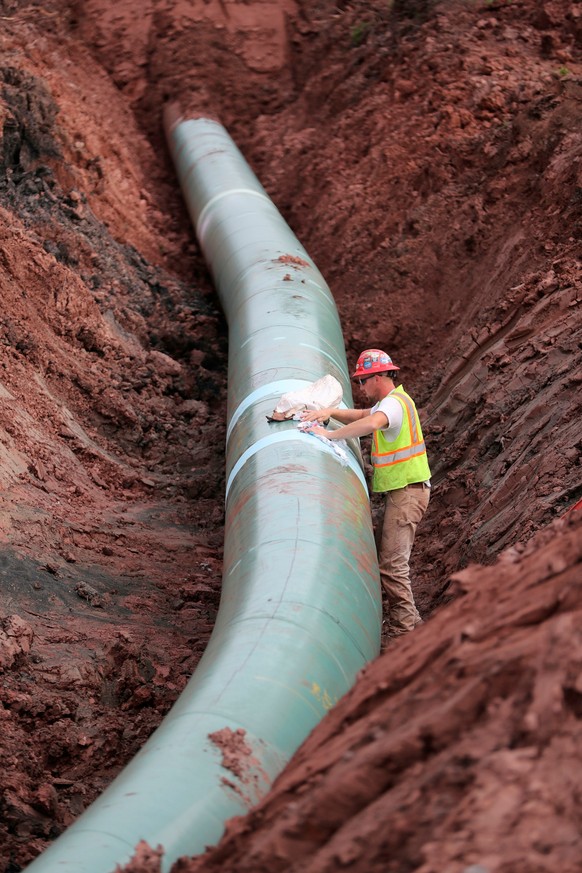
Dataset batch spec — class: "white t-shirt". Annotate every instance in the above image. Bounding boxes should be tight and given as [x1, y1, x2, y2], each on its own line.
[370, 394, 403, 441]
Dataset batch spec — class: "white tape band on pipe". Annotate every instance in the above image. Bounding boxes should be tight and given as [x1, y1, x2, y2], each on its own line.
[225, 430, 367, 501]
[226, 380, 349, 443]
[227, 379, 312, 442]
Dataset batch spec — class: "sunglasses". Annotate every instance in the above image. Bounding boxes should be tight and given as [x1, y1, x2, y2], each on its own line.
[357, 375, 375, 386]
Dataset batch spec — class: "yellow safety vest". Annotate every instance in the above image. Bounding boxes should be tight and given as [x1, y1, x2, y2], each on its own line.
[371, 385, 431, 492]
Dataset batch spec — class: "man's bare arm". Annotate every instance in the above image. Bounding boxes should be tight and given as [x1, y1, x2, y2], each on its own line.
[307, 410, 388, 441]
[300, 407, 369, 425]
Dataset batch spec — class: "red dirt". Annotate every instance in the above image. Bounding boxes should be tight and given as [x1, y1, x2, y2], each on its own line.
[0, 1, 580, 872]
[209, 727, 254, 783]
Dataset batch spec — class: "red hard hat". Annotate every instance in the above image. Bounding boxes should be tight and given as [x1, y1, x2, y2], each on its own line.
[351, 348, 400, 379]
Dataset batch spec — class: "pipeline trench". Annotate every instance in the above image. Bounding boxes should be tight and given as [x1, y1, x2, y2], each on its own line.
[0, 3, 580, 873]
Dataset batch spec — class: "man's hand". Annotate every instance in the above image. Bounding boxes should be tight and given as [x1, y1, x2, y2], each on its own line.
[300, 408, 334, 423]
[304, 424, 329, 439]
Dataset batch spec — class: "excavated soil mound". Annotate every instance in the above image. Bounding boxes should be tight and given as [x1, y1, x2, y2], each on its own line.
[173, 511, 582, 873]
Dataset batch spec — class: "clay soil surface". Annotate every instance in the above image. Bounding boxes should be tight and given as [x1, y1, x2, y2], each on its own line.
[0, 1, 580, 872]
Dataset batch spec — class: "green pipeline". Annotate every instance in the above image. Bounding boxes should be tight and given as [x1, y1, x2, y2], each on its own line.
[24, 115, 381, 873]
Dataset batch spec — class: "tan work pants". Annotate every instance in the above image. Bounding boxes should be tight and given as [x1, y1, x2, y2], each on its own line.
[378, 484, 430, 636]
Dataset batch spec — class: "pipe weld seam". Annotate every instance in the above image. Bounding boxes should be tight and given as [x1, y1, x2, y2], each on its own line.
[225, 430, 367, 499]
[196, 188, 273, 238]
[221, 610, 371, 663]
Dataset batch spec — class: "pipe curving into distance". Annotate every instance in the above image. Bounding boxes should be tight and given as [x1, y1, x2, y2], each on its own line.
[25, 113, 381, 873]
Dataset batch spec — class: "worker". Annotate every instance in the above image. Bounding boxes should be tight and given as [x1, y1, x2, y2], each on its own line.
[301, 349, 431, 639]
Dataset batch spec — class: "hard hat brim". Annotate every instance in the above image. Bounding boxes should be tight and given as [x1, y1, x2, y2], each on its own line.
[351, 365, 400, 379]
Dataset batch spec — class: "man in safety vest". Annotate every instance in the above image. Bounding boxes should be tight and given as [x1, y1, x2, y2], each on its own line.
[301, 349, 431, 639]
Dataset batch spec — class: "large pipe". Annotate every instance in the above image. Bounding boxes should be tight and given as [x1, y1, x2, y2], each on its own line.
[25, 114, 381, 873]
